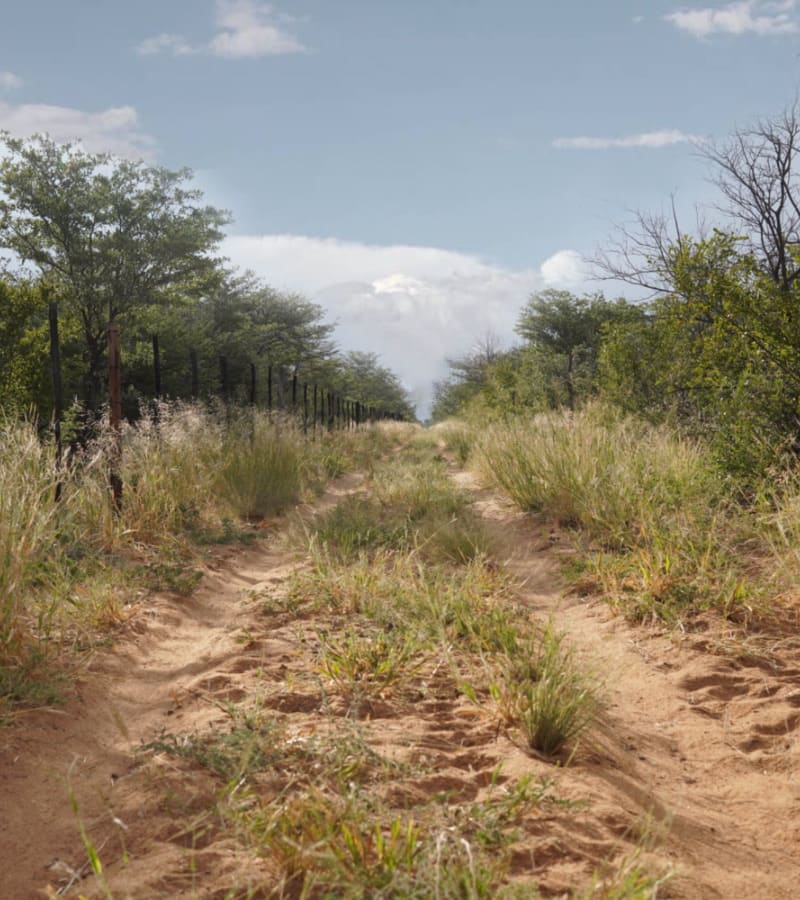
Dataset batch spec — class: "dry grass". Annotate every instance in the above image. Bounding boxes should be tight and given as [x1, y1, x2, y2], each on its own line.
[0, 403, 389, 687]
[468, 405, 800, 628]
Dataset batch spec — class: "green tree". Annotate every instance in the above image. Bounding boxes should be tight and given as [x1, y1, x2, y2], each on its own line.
[515, 290, 641, 409]
[335, 350, 415, 420]
[0, 134, 230, 407]
[0, 277, 50, 412]
[430, 336, 504, 421]
[598, 231, 800, 475]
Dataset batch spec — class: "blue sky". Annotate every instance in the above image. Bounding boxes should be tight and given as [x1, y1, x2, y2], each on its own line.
[2, 1, 800, 412]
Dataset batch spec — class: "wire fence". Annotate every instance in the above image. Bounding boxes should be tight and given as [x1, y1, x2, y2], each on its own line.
[47, 304, 407, 509]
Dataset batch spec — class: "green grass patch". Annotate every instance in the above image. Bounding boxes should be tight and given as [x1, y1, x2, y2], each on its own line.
[306, 455, 493, 565]
[492, 624, 596, 756]
[474, 405, 778, 627]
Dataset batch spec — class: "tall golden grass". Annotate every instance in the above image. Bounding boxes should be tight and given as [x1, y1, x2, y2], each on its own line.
[470, 404, 800, 626]
[0, 403, 393, 666]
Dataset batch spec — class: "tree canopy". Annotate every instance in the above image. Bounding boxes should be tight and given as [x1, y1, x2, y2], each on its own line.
[0, 133, 230, 405]
[0, 133, 413, 424]
[431, 292, 642, 422]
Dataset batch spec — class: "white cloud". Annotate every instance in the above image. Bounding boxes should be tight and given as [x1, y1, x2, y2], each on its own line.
[0, 102, 156, 159]
[0, 71, 23, 92]
[137, 33, 196, 56]
[223, 234, 594, 415]
[540, 249, 590, 287]
[137, 1, 306, 58]
[211, 0, 306, 57]
[553, 129, 698, 150]
[665, 1, 800, 37]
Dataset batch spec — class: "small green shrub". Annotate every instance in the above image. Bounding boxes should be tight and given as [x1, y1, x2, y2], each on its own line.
[494, 624, 596, 756]
[317, 626, 426, 697]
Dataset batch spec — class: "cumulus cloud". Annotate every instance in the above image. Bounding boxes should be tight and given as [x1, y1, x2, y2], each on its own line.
[137, 1, 306, 58]
[0, 71, 23, 92]
[223, 234, 595, 415]
[211, 0, 306, 56]
[665, 0, 800, 38]
[540, 249, 590, 286]
[553, 129, 698, 150]
[0, 102, 156, 159]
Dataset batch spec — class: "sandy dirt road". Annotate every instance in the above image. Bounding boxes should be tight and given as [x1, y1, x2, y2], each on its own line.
[1, 466, 799, 897]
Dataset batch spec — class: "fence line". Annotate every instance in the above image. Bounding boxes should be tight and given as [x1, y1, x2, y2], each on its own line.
[45, 308, 407, 507]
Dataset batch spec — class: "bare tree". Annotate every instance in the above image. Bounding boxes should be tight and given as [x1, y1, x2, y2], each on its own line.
[592, 203, 689, 295]
[700, 102, 800, 291]
[595, 104, 800, 293]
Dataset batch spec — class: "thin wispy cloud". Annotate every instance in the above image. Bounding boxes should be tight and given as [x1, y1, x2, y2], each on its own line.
[0, 102, 156, 159]
[137, 0, 306, 59]
[665, 0, 800, 38]
[553, 129, 698, 150]
[0, 71, 23, 92]
[137, 33, 197, 57]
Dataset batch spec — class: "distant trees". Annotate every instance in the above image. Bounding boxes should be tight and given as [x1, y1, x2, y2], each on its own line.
[431, 292, 642, 422]
[432, 334, 504, 420]
[515, 290, 642, 409]
[335, 351, 415, 421]
[0, 133, 413, 423]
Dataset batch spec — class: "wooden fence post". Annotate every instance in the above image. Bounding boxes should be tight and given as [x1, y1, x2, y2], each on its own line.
[108, 322, 123, 510]
[190, 348, 199, 400]
[219, 356, 229, 401]
[152, 334, 162, 399]
[48, 300, 64, 502]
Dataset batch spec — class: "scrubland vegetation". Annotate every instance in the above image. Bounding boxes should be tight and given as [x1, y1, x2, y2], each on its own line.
[437, 407, 800, 629]
[0, 130, 415, 713]
[6, 108, 800, 897]
[0, 405, 391, 709]
[132, 440, 609, 898]
[430, 107, 800, 634]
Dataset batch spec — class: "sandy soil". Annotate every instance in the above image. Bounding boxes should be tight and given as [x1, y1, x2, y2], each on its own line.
[1, 466, 799, 898]
[458, 471, 800, 898]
